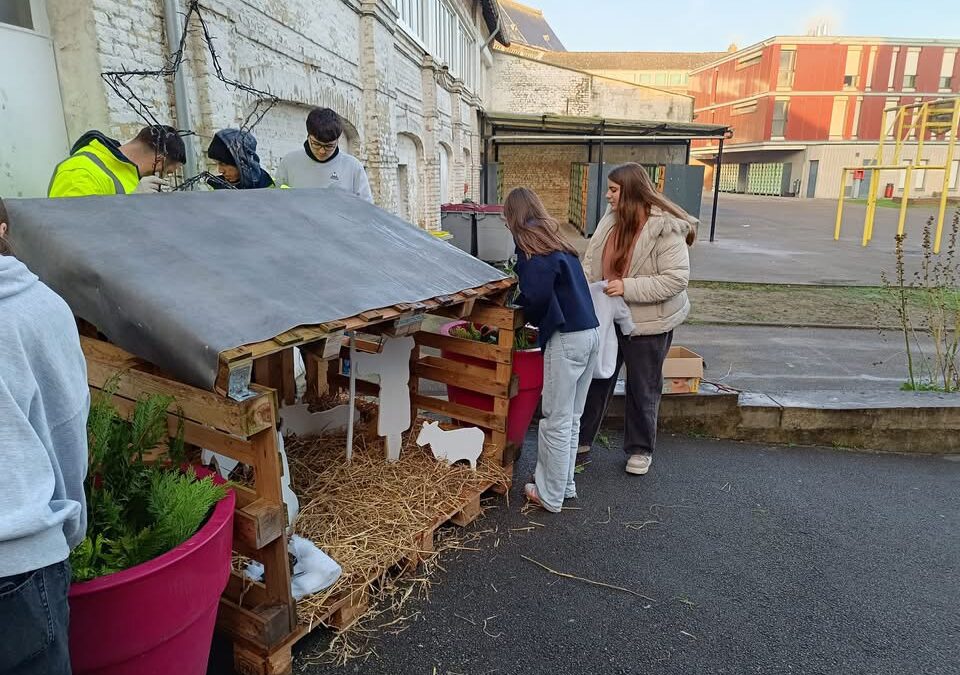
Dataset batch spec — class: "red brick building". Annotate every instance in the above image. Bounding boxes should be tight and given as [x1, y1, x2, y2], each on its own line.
[690, 37, 960, 199]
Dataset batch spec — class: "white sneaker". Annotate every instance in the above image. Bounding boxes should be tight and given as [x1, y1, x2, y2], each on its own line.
[625, 453, 652, 475]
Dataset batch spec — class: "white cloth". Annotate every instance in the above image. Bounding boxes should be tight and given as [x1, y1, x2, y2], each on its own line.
[589, 281, 635, 379]
[244, 535, 341, 600]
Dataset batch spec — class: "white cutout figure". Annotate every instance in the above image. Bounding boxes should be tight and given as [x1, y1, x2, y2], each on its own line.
[352, 336, 415, 462]
[276, 431, 300, 531]
[416, 421, 484, 470]
[201, 449, 239, 480]
[280, 403, 354, 437]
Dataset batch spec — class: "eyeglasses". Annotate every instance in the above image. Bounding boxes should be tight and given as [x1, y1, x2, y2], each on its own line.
[308, 137, 339, 151]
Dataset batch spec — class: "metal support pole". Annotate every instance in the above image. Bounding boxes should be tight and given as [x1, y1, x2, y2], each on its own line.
[162, 0, 198, 178]
[864, 168, 883, 246]
[709, 138, 724, 242]
[593, 122, 606, 228]
[935, 100, 960, 253]
[480, 118, 489, 204]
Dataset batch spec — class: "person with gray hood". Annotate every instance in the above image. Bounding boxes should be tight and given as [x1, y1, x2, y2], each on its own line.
[206, 128, 275, 190]
[0, 197, 89, 674]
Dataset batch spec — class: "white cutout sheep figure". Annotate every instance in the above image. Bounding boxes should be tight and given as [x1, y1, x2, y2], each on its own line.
[352, 336, 415, 462]
[416, 421, 484, 470]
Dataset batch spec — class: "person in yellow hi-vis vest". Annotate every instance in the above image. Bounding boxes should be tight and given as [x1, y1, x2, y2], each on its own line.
[48, 125, 186, 198]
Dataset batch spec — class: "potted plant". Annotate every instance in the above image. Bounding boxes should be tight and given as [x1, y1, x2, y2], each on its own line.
[68, 384, 235, 675]
[440, 319, 544, 446]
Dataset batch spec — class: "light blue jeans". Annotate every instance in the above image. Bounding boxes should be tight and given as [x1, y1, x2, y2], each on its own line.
[534, 328, 600, 512]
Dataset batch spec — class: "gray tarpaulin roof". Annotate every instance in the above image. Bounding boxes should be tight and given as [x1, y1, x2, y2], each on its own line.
[6, 188, 507, 390]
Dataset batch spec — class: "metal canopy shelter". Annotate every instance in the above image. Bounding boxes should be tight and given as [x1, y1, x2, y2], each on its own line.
[481, 112, 731, 240]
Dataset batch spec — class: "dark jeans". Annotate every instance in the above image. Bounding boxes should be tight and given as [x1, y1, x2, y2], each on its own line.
[579, 329, 673, 456]
[0, 560, 71, 675]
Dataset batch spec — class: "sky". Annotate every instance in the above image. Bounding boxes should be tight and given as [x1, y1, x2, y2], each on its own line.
[523, 0, 960, 52]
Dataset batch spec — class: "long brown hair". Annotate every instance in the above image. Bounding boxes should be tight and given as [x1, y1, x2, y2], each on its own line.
[0, 198, 11, 256]
[607, 163, 692, 277]
[503, 187, 578, 258]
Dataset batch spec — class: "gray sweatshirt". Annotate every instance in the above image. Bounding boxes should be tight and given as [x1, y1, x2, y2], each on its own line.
[0, 255, 89, 577]
[274, 146, 374, 203]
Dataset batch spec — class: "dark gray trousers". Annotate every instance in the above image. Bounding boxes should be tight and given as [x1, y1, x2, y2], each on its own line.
[578, 329, 673, 456]
[0, 560, 72, 674]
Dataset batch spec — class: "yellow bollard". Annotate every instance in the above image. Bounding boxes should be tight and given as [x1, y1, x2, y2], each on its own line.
[835, 169, 847, 241]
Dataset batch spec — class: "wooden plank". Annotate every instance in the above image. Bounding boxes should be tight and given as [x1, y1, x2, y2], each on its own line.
[469, 304, 523, 330]
[235, 499, 286, 551]
[224, 570, 270, 609]
[304, 350, 321, 403]
[328, 373, 381, 398]
[413, 332, 512, 364]
[412, 394, 506, 432]
[408, 343, 420, 436]
[450, 492, 482, 526]
[273, 331, 303, 347]
[232, 629, 305, 675]
[83, 338, 275, 438]
[413, 361, 510, 398]
[280, 349, 296, 406]
[418, 354, 508, 385]
[298, 334, 345, 361]
[216, 599, 293, 650]
[232, 484, 259, 510]
[430, 300, 476, 320]
[94, 388, 260, 466]
[248, 428, 296, 629]
[328, 588, 369, 629]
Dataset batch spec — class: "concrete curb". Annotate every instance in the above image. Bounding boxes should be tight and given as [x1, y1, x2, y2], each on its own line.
[686, 319, 898, 331]
[605, 388, 960, 454]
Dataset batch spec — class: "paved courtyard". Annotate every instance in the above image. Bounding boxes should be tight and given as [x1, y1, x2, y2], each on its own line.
[692, 193, 957, 285]
[210, 433, 960, 675]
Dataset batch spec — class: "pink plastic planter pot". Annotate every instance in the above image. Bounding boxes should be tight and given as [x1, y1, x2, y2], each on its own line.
[68, 471, 235, 675]
[440, 321, 544, 446]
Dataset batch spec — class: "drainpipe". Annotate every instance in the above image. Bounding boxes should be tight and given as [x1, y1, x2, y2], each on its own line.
[162, 0, 199, 178]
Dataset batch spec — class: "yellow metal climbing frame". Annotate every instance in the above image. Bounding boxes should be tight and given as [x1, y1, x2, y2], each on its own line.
[835, 97, 960, 252]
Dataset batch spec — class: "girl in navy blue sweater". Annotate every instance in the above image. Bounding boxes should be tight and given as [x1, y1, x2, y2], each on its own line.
[504, 188, 599, 513]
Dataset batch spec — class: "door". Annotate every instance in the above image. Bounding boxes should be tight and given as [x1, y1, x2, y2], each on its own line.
[806, 160, 819, 198]
[0, 15, 70, 197]
[663, 164, 706, 218]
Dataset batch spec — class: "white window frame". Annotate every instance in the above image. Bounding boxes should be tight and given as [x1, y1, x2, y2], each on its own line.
[903, 47, 920, 91]
[941, 50, 956, 92]
[777, 48, 796, 89]
[844, 46, 861, 90]
[851, 96, 863, 140]
[772, 98, 789, 139]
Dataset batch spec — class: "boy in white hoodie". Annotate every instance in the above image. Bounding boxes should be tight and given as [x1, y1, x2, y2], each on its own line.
[0, 198, 89, 674]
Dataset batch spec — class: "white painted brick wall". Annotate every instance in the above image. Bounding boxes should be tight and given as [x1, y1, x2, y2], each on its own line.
[491, 51, 693, 122]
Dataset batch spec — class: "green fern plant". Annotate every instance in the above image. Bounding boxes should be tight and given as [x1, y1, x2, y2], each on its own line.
[71, 378, 226, 582]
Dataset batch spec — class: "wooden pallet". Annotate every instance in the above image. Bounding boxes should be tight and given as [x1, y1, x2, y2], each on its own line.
[81, 287, 521, 675]
[311, 483, 489, 631]
[82, 337, 298, 669]
[216, 279, 515, 402]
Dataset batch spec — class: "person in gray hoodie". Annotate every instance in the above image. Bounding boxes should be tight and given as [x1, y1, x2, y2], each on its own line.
[206, 128, 275, 190]
[0, 198, 89, 674]
[274, 107, 373, 202]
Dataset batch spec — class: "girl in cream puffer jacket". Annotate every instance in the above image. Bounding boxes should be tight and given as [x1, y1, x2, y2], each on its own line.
[577, 163, 697, 476]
